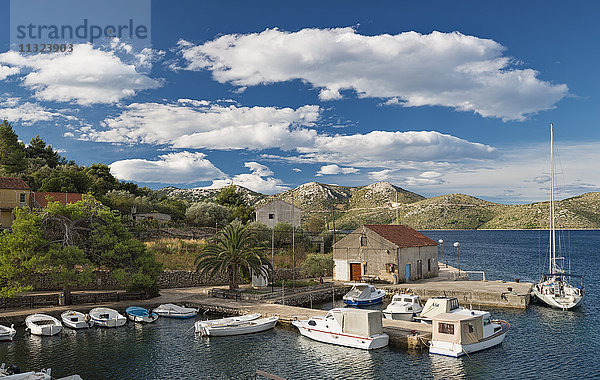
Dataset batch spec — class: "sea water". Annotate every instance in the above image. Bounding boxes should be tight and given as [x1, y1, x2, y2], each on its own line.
[1, 230, 598, 379]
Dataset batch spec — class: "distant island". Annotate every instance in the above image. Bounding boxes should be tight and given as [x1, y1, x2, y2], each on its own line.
[159, 181, 600, 230]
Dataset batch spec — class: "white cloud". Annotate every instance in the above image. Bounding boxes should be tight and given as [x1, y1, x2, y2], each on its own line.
[0, 97, 78, 125]
[109, 151, 225, 184]
[292, 168, 302, 172]
[0, 43, 161, 105]
[175, 28, 567, 120]
[406, 171, 446, 186]
[203, 161, 289, 194]
[368, 169, 392, 181]
[0, 65, 20, 80]
[316, 164, 359, 176]
[83, 100, 320, 150]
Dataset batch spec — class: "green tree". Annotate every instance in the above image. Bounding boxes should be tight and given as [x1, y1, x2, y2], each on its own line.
[0, 120, 26, 174]
[301, 253, 333, 277]
[194, 223, 270, 290]
[25, 135, 62, 168]
[215, 185, 255, 224]
[186, 202, 230, 227]
[39, 166, 91, 193]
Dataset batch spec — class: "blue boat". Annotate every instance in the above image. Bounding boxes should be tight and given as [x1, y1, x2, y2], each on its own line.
[343, 283, 386, 306]
[125, 306, 159, 323]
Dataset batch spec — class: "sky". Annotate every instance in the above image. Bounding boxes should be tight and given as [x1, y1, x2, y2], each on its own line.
[0, 0, 599, 204]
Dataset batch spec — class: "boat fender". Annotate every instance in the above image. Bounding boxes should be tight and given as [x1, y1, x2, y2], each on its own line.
[7, 364, 20, 375]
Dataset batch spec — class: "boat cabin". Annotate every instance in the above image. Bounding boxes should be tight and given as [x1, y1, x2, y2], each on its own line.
[325, 308, 384, 337]
[432, 313, 484, 346]
[420, 297, 460, 319]
[344, 284, 377, 299]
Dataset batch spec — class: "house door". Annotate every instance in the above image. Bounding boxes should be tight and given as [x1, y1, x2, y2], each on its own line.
[350, 263, 362, 281]
[405, 264, 411, 281]
[417, 260, 422, 279]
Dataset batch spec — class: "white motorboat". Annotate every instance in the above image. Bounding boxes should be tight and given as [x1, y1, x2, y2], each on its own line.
[89, 307, 127, 328]
[194, 313, 261, 333]
[60, 311, 93, 329]
[383, 294, 423, 321]
[293, 308, 389, 350]
[154, 304, 198, 319]
[25, 314, 62, 336]
[0, 363, 82, 380]
[125, 306, 159, 323]
[343, 283, 386, 306]
[0, 324, 16, 341]
[414, 296, 463, 324]
[429, 309, 510, 357]
[531, 123, 584, 310]
[198, 316, 278, 336]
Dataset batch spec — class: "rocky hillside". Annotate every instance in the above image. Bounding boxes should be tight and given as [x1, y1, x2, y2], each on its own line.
[160, 182, 600, 230]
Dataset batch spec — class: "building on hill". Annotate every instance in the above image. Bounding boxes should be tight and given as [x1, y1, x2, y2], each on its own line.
[255, 198, 301, 228]
[0, 177, 32, 228]
[333, 224, 439, 283]
[130, 207, 171, 223]
[32, 192, 84, 208]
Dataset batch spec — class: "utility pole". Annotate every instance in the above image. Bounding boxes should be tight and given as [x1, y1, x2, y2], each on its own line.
[331, 202, 336, 245]
[271, 227, 275, 292]
[395, 191, 399, 224]
[291, 194, 295, 287]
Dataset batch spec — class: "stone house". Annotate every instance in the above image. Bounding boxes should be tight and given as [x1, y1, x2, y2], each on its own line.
[333, 224, 439, 283]
[0, 177, 32, 228]
[255, 198, 301, 228]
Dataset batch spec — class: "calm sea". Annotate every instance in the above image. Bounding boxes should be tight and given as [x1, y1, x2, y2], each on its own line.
[1, 230, 598, 379]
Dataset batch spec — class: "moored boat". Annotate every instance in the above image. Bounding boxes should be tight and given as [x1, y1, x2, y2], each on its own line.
[383, 294, 423, 321]
[194, 313, 261, 333]
[429, 310, 510, 357]
[292, 308, 389, 350]
[198, 316, 278, 337]
[60, 310, 93, 329]
[125, 306, 159, 323]
[89, 307, 127, 328]
[25, 314, 62, 336]
[153, 304, 198, 319]
[0, 324, 16, 341]
[343, 283, 386, 306]
[414, 296, 463, 324]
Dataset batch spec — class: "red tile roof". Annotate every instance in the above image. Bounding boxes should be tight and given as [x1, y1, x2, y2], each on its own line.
[33, 192, 83, 208]
[365, 224, 438, 248]
[0, 177, 30, 190]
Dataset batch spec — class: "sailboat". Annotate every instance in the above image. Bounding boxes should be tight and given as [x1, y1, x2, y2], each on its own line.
[531, 123, 584, 310]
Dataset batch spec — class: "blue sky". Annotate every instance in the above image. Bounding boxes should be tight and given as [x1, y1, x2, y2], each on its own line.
[0, 0, 599, 203]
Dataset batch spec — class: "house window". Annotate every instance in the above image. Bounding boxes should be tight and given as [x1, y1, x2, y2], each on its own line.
[19, 193, 26, 204]
[268, 213, 275, 219]
[438, 322, 455, 335]
[428, 259, 431, 272]
[360, 236, 367, 246]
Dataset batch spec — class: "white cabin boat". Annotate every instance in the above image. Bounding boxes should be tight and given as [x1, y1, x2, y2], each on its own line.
[429, 310, 510, 357]
[198, 316, 278, 336]
[292, 308, 389, 350]
[25, 314, 62, 336]
[194, 313, 261, 334]
[414, 296, 463, 324]
[343, 283, 386, 306]
[0, 324, 16, 341]
[60, 311, 93, 329]
[154, 304, 198, 319]
[383, 294, 423, 321]
[89, 307, 127, 328]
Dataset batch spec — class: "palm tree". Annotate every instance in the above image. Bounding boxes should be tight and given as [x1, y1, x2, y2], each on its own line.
[195, 222, 271, 290]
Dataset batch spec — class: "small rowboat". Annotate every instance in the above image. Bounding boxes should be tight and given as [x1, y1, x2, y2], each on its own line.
[61, 310, 93, 329]
[125, 306, 159, 323]
[0, 324, 16, 341]
[89, 307, 127, 328]
[198, 316, 279, 337]
[25, 314, 62, 336]
[153, 304, 198, 319]
[194, 313, 261, 333]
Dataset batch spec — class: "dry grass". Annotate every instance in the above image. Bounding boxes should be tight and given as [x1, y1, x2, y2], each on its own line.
[146, 238, 205, 271]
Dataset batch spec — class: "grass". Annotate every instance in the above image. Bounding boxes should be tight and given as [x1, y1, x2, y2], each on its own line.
[146, 238, 205, 270]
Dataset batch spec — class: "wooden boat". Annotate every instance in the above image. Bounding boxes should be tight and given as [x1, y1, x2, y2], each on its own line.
[343, 283, 385, 306]
[0, 324, 16, 342]
[153, 304, 198, 319]
[125, 306, 159, 323]
[60, 311, 93, 329]
[383, 294, 423, 321]
[293, 308, 389, 350]
[89, 307, 127, 328]
[25, 314, 62, 336]
[429, 310, 510, 357]
[198, 316, 278, 336]
[194, 313, 261, 333]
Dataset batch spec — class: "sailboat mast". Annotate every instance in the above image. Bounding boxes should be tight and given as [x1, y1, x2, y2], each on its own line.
[550, 123, 556, 275]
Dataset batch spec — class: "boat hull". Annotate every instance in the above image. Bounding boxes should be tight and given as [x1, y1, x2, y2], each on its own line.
[0, 325, 16, 341]
[92, 317, 126, 328]
[194, 313, 261, 333]
[532, 288, 583, 310]
[382, 311, 415, 321]
[201, 317, 278, 336]
[61, 311, 93, 329]
[89, 308, 127, 328]
[154, 304, 198, 319]
[155, 311, 196, 319]
[25, 314, 62, 336]
[343, 295, 384, 306]
[293, 321, 389, 350]
[429, 321, 509, 357]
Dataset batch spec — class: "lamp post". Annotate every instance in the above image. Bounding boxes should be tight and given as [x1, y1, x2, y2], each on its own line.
[438, 239, 444, 267]
[453, 242, 460, 276]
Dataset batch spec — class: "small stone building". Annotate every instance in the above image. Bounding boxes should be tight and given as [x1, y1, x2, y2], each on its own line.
[255, 199, 301, 228]
[333, 224, 439, 283]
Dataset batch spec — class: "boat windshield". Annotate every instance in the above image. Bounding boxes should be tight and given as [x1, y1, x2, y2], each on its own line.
[346, 285, 368, 298]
